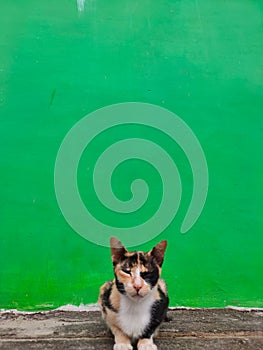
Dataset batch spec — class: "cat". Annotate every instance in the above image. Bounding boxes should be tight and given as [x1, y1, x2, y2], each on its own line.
[98, 237, 169, 350]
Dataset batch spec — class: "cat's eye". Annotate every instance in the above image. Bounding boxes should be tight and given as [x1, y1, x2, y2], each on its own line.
[140, 271, 151, 279]
[121, 267, 131, 275]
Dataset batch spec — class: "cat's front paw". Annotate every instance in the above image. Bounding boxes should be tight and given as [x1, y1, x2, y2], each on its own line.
[114, 344, 133, 350]
[138, 344, 157, 350]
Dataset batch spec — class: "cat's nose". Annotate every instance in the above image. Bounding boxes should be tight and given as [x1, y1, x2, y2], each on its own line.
[133, 284, 142, 292]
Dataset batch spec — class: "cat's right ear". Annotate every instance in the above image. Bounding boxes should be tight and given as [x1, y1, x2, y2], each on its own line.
[110, 237, 127, 265]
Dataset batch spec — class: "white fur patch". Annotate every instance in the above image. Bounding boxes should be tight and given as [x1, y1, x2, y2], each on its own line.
[117, 289, 155, 339]
[114, 344, 133, 350]
[138, 344, 157, 350]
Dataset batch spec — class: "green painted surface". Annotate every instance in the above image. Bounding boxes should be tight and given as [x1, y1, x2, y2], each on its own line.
[0, 1, 262, 310]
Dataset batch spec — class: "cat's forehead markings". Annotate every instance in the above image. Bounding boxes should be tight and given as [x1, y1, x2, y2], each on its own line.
[124, 251, 138, 265]
[123, 251, 148, 264]
[125, 252, 135, 257]
[138, 252, 147, 265]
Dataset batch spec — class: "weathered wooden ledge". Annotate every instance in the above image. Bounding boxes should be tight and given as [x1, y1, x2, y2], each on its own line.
[0, 308, 262, 349]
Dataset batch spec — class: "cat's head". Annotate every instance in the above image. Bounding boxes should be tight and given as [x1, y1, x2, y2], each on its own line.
[110, 237, 167, 301]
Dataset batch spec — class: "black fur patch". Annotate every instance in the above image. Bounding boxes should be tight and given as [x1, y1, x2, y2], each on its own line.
[140, 265, 159, 288]
[138, 252, 147, 265]
[140, 286, 169, 339]
[102, 281, 117, 313]
[115, 274, 126, 295]
[116, 252, 139, 269]
[126, 252, 138, 266]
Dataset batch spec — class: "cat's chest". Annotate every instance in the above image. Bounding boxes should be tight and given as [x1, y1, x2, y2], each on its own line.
[117, 295, 153, 339]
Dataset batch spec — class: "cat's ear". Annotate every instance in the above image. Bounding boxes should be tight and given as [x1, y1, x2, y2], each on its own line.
[110, 237, 127, 265]
[149, 240, 167, 267]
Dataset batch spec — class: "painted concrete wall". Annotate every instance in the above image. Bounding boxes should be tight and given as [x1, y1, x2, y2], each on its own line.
[0, 1, 262, 310]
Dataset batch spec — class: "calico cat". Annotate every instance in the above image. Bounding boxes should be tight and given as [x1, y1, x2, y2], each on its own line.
[98, 237, 169, 350]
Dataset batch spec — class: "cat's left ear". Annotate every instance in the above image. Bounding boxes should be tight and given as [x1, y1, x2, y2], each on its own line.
[110, 237, 127, 265]
[149, 240, 167, 267]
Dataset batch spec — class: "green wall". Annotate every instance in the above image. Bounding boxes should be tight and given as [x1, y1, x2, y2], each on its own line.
[0, 0, 262, 310]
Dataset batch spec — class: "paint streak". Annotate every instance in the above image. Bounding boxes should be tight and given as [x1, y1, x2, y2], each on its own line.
[49, 88, 56, 107]
[77, 0, 85, 13]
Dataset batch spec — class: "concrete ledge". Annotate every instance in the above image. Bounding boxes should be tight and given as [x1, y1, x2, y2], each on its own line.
[0, 309, 262, 349]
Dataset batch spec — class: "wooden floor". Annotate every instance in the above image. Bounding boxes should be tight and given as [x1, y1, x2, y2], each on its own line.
[0, 308, 262, 349]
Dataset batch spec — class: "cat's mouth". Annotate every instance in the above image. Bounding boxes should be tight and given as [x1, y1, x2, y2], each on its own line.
[130, 292, 144, 300]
